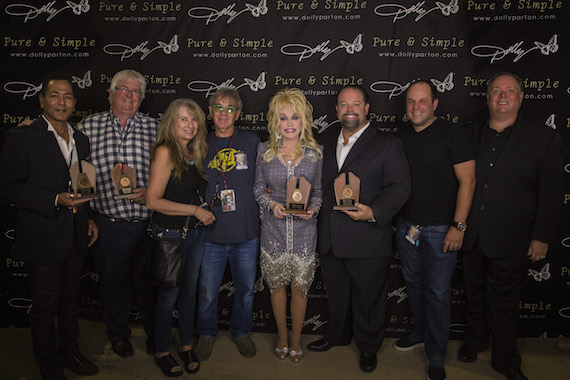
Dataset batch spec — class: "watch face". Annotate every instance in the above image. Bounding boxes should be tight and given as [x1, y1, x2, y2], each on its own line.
[455, 222, 467, 231]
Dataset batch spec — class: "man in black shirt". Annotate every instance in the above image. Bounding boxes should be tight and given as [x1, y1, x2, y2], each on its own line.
[395, 80, 476, 380]
[458, 73, 564, 380]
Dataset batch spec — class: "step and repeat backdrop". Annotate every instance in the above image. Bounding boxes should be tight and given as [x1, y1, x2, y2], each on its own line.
[1, 0, 569, 339]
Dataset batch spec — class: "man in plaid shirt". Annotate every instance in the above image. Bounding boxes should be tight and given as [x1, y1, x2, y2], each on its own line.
[77, 69, 158, 358]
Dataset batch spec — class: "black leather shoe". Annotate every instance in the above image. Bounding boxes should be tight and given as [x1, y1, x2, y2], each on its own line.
[359, 352, 377, 373]
[112, 338, 134, 358]
[491, 364, 529, 380]
[308, 338, 334, 352]
[147, 336, 156, 355]
[62, 351, 99, 376]
[457, 344, 478, 363]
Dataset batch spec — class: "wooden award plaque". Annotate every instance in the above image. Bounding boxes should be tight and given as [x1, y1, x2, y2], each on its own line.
[283, 176, 311, 214]
[333, 172, 360, 211]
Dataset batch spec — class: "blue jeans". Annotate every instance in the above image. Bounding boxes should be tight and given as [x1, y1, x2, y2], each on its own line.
[396, 219, 458, 368]
[152, 224, 205, 353]
[196, 239, 259, 339]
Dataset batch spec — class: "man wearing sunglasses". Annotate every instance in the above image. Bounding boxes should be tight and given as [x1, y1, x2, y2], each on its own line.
[194, 87, 260, 361]
[76, 69, 158, 359]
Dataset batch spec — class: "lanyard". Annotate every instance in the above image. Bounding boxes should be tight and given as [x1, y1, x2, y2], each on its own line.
[213, 132, 235, 190]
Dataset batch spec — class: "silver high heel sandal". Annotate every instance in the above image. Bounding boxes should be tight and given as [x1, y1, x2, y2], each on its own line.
[288, 348, 304, 364]
[274, 346, 289, 360]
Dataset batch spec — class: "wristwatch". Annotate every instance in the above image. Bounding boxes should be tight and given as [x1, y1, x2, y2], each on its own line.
[452, 221, 467, 232]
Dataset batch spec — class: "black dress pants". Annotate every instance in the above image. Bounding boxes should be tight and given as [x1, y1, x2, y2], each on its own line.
[320, 248, 391, 354]
[28, 237, 84, 380]
[462, 240, 529, 371]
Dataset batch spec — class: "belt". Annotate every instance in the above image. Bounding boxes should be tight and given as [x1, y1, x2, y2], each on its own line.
[97, 212, 148, 223]
[108, 217, 148, 223]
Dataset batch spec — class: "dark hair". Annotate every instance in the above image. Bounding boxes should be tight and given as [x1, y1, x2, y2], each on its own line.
[40, 76, 74, 97]
[408, 79, 438, 102]
[487, 72, 523, 93]
[337, 85, 369, 105]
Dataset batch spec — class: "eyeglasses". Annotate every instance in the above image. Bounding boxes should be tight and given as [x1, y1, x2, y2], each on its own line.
[212, 104, 237, 114]
[115, 86, 142, 97]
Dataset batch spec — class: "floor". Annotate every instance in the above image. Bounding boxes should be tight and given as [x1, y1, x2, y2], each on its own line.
[1, 319, 569, 380]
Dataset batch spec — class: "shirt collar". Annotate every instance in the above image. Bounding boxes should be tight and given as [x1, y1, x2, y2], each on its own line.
[42, 115, 74, 136]
[337, 121, 370, 145]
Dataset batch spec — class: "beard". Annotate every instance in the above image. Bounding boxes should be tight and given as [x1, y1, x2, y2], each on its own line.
[340, 113, 361, 132]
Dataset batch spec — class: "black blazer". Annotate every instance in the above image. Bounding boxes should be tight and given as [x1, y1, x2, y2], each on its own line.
[464, 116, 564, 258]
[0, 117, 92, 264]
[318, 124, 411, 259]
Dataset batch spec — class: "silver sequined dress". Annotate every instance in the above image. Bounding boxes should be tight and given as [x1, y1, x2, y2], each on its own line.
[253, 141, 323, 297]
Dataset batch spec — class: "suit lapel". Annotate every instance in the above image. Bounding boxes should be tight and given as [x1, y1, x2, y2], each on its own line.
[33, 118, 73, 171]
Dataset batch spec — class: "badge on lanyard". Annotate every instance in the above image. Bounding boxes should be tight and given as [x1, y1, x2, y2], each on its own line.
[221, 189, 236, 212]
[405, 225, 421, 246]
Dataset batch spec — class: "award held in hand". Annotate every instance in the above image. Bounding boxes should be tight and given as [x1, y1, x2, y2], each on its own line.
[283, 176, 311, 214]
[69, 160, 101, 199]
[333, 172, 359, 211]
[111, 163, 136, 200]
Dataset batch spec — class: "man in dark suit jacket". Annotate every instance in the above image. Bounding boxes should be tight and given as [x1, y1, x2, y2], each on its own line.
[308, 85, 411, 373]
[457, 73, 564, 380]
[0, 78, 99, 380]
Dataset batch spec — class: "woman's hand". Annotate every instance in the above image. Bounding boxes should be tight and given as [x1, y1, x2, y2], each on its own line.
[271, 201, 286, 219]
[293, 205, 317, 219]
[194, 206, 216, 226]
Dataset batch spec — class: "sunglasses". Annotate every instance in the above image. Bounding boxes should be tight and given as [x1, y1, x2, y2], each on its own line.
[212, 104, 237, 114]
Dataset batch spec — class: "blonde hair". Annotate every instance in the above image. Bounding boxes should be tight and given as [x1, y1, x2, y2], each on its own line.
[151, 98, 208, 181]
[264, 88, 322, 162]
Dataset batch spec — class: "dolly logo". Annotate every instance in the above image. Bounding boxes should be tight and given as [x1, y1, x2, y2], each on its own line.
[281, 34, 363, 62]
[374, 0, 459, 23]
[387, 286, 408, 303]
[71, 70, 92, 90]
[104, 35, 179, 61]
[5, 0, 90, 22]
[5, 228, 15, 240]
[559, 307, 570, 319]
[3, 81, 43, 99]
[315, 115, 340, 134]
[188, 0, 267, 25]
[80, 270, 99, 282]
[370, 73, 454, 99]
[304, 314, 327, 331]
[187, 72, 266, 98]
[528, 263, 551, 282]
[471, 34, 559, 64]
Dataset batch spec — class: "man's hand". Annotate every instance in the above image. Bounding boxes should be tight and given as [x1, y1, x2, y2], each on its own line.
[527, 239, 548, 262]
[87, 219, 98, 247]
[128, 187, 147, 204]
[57, 193, 91, 208]
[443, 227, 464, 252]
[343, 202, 374, 221]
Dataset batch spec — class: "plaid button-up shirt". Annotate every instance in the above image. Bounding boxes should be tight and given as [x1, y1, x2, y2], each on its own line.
[76, 109, 157, 220]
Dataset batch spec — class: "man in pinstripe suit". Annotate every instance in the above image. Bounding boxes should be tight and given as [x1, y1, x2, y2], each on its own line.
[308, 85, 411, 373]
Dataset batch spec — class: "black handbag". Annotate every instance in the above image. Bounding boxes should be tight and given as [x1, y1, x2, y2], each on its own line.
[138, 216, 191, 288]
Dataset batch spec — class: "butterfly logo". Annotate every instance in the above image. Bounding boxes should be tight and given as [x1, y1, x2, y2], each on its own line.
[430, 72, 454, 93]
[67, 0, 90, 15]
[535, 34, 558, 55]
[340, 34, 363, 55]
[545, 114, 556, 130]
[528, 263, 551, 282]
[72, 70, 92, 90]
[436, 0, 459, 16]
[246, 0, 268, 17]
[159, 35, 179, 55]
[244, 72, 266, 92]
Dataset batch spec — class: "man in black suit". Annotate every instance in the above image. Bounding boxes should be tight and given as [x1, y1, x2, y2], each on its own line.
[0, 78, 99, 380]
[308, 85, 411, 372]
[457, 73, 564, 380]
